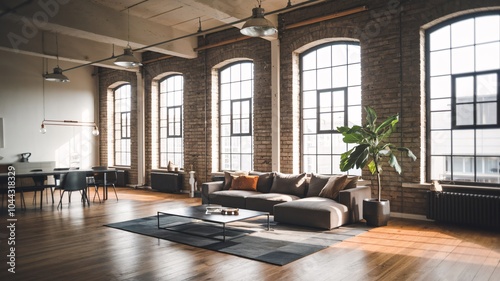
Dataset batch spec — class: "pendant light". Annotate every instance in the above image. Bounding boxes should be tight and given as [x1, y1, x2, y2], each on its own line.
[114, 8, 142, 68]
[240, 0, 277, 37]
[44, 33, 70, 82]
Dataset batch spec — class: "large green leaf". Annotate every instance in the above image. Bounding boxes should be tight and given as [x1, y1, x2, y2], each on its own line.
[388, 153, 402, 174]
[339, 144, 369, 171]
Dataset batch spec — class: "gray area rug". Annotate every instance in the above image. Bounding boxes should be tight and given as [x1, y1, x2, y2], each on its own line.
[105, 215, 371, 266]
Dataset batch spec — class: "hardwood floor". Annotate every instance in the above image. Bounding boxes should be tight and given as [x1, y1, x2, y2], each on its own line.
[1, 188, 499, 281]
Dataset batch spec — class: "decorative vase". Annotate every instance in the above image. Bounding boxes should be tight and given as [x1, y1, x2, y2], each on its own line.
[363, 198, 390, 226]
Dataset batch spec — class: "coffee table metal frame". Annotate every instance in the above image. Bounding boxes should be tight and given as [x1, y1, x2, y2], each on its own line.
[157, 205, 270, 242]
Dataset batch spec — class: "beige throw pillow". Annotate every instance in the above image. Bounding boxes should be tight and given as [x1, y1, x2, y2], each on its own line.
[319, 175, 348, 200]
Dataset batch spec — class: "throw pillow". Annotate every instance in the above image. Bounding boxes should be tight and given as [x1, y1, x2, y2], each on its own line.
[319, 175, 348, 200]
[307, 173, 331, 197]
[344, 176, 359, 189]
[249, 171, 275, 193]
[269, 172, 307, 197]
[223, 171, 248, 190]
[229, 175, 259, 191]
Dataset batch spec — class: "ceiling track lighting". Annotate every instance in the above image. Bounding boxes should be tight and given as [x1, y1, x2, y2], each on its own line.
[40, 119, 99, 136]
[240, 0, 277, 37]
[44, 33, 70, 82]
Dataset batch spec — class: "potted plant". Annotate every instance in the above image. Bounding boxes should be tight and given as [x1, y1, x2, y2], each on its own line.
[337, 106, 416, 226]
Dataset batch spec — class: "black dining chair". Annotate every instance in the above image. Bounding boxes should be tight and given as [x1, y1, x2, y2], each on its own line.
[18, 169, 47, 209]
[93, 170, 119, 202]
[57, 171, 90, 209]
[49, 167, 70, 204]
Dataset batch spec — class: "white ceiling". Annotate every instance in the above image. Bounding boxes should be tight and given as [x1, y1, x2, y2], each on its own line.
[0, 0, 318, 70]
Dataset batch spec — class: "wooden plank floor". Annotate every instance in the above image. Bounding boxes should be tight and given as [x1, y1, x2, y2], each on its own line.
[1, 188, 499, 281]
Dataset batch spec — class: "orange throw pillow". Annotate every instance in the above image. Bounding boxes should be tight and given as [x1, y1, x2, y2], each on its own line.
[230, 175, 259, 191]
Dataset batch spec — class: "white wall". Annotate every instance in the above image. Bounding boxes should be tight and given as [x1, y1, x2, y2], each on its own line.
[0, 50, 98, 169]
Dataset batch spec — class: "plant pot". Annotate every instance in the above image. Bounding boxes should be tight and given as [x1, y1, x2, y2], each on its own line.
[363, 198, 390, 226]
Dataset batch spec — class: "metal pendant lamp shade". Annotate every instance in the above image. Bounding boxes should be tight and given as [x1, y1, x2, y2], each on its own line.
[240, 7, 277, 37]
[44, 67, 70, 82]
[114, 47, 142, 68]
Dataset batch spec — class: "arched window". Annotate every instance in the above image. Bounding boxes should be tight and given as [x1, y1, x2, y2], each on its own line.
[114, 84, 131, 166]
[427, 12, 500, 184]
[219, 61, 254, 171]
[300, 42, 361, 174]
[159, 75, 184, 168]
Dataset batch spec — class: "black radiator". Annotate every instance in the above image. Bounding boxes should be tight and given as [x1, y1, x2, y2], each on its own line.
[151, 172, 184, 193]
[427, 191, 500, 230]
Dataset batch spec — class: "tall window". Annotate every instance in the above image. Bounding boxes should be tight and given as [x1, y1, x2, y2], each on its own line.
[114, 84, 131, 166]
[301, 42, 361, 174]
[427, 13, 500, 184]
[159, 75, 184, 168]
[219, 61, 254, 171]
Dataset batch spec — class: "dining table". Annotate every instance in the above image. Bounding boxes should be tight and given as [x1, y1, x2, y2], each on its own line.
[0, 168, 116, 209]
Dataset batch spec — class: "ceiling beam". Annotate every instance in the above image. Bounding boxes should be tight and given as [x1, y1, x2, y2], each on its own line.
[1, 0, 197, 58]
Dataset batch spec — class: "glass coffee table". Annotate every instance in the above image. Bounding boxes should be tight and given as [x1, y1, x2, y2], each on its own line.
[157, 205, 270, 242]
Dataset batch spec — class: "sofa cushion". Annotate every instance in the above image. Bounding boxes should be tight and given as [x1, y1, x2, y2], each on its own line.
[223, 171, 248, 190]
[210, 190, 259, 208]
[344, 176, 359, 189]
[249, 171, 275, 193]
[319, 175, 348, 200]
[245, 193, 299, 214]
[273, 197, 349, 229]
[307, 173, 331, 197]
[230, 175, 259, 191]
[270, 172, 307, 197]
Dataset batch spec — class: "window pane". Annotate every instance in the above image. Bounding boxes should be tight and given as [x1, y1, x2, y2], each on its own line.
[348, 63, 361, 86]
[476, 15, 500, 44]
[332, 66, 347, 87]
[476, 129, 500, 155]
[456, 104, 474, 126]
[348, 86, 361, 105]
[303, 70, 317, 91]
[477, 73, 498, 102]
[430, 76, 451, 99]
[451, 18, 474, 48]
[317, 68, 332, 89]
[476, 42, 500, 72]
[304, 135, 317, 154]
[431, 111, 451, 129]
[430, 156, 451, 180]
[431, 98, 451, 111]
[431, 130, 451, 155]
[453, 130, 475, 155]
[302, 51, 316, 70]
[455, 76, 474, 103]
[348, 44, 360, 64]
[430, 25, 450, 51]
[332, 44, 347, 66]
[476, 157, 500, 183]
[430, 50, 450, 76]
[451, 46, 474, 74]
[317, 46, 331, 68]
[477, 102, 497, 125]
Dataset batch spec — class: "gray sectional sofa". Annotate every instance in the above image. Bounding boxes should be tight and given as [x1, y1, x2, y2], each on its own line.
[201, 171, 371, 229]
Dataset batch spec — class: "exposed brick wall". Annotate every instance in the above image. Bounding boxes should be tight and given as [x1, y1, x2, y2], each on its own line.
[98, 0, 499, 214]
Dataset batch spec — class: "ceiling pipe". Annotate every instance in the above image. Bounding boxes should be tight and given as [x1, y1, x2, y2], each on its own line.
[192, 5, 368, 54]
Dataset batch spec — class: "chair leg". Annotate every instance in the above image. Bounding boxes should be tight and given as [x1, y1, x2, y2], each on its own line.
[19, 190, 26, 211]
[57, 190, 66, 210]
[93, 184, 101, 203]
[111, 184, 118, 201]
